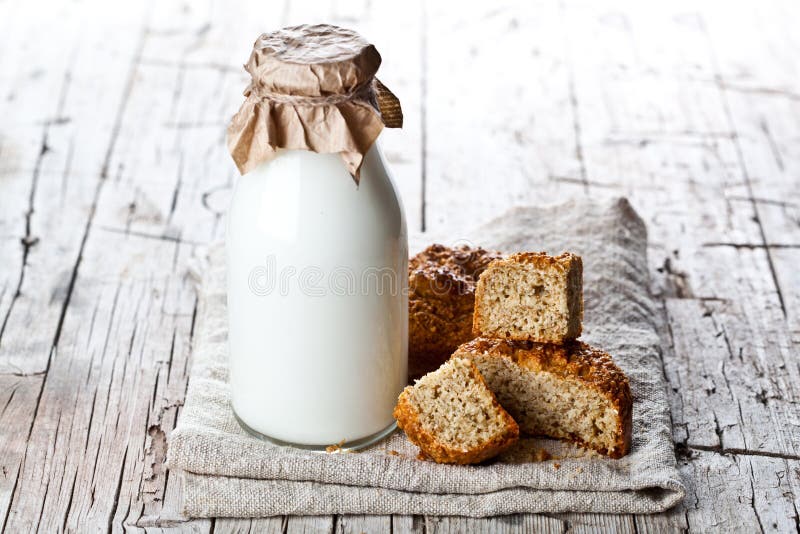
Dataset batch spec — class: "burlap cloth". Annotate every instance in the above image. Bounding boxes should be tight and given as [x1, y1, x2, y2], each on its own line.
[167, 197, 685, 517]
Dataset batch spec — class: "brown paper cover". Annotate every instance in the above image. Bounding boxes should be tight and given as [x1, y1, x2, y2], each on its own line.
[227, 24, 403, 182]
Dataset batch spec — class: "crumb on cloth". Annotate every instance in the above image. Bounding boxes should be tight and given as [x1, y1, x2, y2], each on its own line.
[532, 448, 552, 462]
[325, 440, 346, 453]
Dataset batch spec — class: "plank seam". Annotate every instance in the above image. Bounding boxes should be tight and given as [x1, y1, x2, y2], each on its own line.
[703, 29, 788, 317]
[685, 443, 800, 461]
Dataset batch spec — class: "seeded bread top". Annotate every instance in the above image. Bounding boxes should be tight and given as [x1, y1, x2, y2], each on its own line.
[407, 244, 503, 375]
[409, 244, 502, 297]
[501, 251, 581, 268]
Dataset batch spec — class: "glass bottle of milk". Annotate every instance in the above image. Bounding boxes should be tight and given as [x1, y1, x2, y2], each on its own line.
[225, 24, 407, 450]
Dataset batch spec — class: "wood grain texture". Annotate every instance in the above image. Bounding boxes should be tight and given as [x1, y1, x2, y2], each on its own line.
[0, 0, 798, 532]
[0, 375, 43, 526]
[0, 0, 151, 376]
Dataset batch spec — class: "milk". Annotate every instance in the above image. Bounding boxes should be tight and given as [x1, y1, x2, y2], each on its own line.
[226, 143, 408, 448]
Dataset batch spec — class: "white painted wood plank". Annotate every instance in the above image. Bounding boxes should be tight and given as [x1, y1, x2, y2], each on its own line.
[391, 515, 425, 533]
[286, 515, 335, 533]
[633, 510, 688, 534]
[0, 375, 43, 527]
[424, 514, 571, 533]
[424, 0, 581, 233]
[2, 236, 199, 531]
[336, 515, 391, 533]
[554, 513, 637, 533]
[664, 293, 800, 455]
[699, 0, 800, 342]
[213, 517, 285, 533]
[0, 0, 152, 375]
[678, 449, 800, 532]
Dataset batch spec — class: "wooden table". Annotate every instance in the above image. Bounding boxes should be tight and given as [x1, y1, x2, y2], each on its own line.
[1, 0, 798, 531]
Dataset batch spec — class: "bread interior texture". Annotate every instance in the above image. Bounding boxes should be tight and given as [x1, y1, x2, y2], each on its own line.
[478, 261, 577, 339]
[408, 358, 509, 450]
[471, 354, 619, 454]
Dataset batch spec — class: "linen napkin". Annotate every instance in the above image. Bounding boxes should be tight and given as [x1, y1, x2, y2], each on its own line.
[167, 197, 685, 517]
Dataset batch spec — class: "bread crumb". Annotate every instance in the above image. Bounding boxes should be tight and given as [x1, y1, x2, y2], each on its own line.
[325, 439, 346, 453]
[553, 462, 561, 470]
[532, 448, 552, 462]
[387, 450, 400, 456]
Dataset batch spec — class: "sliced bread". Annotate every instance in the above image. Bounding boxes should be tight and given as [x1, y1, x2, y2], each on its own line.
[453, 337, 632, 458]
[473, 252, 582, 343]
[393, 357, 519, 464]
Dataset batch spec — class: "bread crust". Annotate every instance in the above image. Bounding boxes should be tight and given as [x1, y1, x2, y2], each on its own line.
[472, 252, 583, 343]
[393, 360, 520, 464]
[408, 244, 502, 380]
[454, 337, 632, 458]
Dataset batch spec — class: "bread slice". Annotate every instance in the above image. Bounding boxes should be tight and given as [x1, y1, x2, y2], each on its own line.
[393, 357, 519, 464]
[408, 244, 501, 380]
[473, 252, 582, 343]
[453, 337, 632, 458]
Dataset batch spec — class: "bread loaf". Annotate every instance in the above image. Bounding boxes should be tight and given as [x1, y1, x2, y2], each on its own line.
[408, 244, 501, 379]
